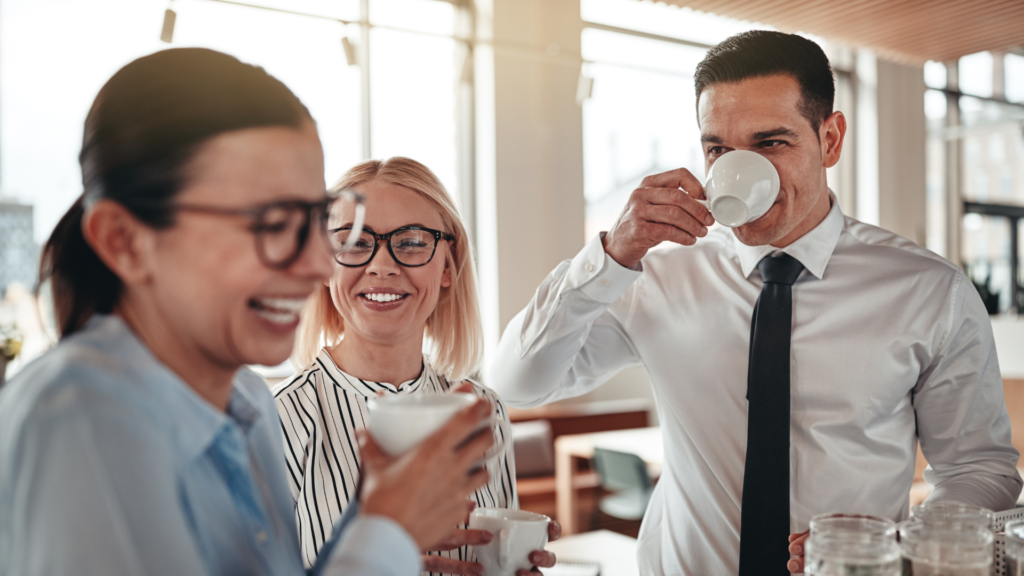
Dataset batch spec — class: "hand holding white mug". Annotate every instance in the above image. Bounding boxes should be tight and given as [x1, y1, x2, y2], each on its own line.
[357, 398, 494, 550]
[602, 168, 715, 269]
[422, 506, 560, 576]
[470, 508, 557, 576]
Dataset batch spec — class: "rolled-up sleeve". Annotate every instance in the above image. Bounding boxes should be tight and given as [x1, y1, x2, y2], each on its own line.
[488, 234, 643, 408]
[915, 272, 1022, 511]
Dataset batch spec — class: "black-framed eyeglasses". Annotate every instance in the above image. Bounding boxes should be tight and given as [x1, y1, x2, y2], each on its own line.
[165, 189, 366, 270]
[330, 225, 454, 268]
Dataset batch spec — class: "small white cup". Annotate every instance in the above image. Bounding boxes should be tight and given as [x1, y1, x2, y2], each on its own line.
[366, 393, 477, 456]
[697, 150, 781, 227]
[469, 508, 550, 576]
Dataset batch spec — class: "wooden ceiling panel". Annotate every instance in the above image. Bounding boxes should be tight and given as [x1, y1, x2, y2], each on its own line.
[645, 0, 1024, 63]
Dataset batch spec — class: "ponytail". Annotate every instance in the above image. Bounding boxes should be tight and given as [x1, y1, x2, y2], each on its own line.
[39, 196, 122, 337]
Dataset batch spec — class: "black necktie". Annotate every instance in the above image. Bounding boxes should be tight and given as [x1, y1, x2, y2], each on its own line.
[739, 252, 804, 575]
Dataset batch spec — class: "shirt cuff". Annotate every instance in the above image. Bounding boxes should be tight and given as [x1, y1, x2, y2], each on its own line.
[325, 515, 422, 576]
[567, 233, 643, 303]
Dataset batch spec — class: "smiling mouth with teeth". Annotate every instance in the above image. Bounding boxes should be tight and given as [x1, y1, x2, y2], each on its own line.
[362, 292, 409, 303]
[250, 297, 307, 325]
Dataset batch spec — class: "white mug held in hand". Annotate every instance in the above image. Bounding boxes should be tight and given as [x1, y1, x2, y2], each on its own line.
[470, 508, 550, 576]
[697, 150, 781, 227]
[366, 393, 505, 463]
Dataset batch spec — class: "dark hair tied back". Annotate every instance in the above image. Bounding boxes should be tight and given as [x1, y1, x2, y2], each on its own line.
[40, 48, 312, 337]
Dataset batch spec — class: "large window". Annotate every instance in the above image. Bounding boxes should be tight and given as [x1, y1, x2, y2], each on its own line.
[0, 0, 464, 248]
[925, 51, 1024, 314]
[0, 0, 467, 373]
[579, 27, 706, 240]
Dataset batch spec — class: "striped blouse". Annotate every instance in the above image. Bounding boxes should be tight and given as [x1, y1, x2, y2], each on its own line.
[272, 349, 519, 572]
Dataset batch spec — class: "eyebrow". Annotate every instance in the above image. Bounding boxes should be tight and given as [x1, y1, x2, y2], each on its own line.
[362, 223, 433, 234]
[700, 127, 798, 146]
[751, 127, 799, 141]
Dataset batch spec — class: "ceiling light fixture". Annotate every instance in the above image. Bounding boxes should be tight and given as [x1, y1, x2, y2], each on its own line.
[341, 36, 357, 67]
[576, 67, 594, 106]
[160, 7, 176, 43]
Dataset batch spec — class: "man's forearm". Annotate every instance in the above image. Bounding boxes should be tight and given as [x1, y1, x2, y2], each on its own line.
[487, 236, 643, 407]
[925, 472, 1022, 513]
[489, 308, 566, 406]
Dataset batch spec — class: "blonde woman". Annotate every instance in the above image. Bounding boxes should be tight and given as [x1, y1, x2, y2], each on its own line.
[273, 157, 558, 576]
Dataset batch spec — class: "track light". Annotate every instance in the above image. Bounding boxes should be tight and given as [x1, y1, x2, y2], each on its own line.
[341, 36, 357, 66]
[160, 8, 176, 43]
[576, 69, 594, 105]
[459, 50, 473, 84]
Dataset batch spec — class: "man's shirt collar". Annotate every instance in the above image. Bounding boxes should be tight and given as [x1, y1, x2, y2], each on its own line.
[733, 190, 845, 281]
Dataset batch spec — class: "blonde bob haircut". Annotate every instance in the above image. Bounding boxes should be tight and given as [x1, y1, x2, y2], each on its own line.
[293, 157, 484, 382]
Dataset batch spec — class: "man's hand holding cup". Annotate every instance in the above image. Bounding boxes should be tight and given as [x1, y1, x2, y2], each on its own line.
[602, 168, 715, 269]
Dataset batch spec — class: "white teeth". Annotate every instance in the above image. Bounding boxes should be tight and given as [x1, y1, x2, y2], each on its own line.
[256, 297, 307, 313]
[253, 308, 299, 325]
[365, 293, 404, 303]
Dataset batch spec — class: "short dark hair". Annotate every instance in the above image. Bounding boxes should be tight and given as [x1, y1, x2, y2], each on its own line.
[693, 30, 835, 133]
[40, 48, 312, 337]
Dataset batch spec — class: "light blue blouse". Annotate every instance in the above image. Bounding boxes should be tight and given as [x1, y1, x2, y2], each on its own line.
[0, 314, 419, 576]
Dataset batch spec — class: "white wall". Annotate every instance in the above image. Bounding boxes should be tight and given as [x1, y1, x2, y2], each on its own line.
[474, 0, 586, 361]
[993, 316, 1024, 379]
[472, 0, 661, 418]
[877, 59, 927, 246]
[857, 51, 928, 245]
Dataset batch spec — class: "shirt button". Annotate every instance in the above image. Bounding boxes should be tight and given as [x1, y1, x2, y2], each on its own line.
[255, 531, 268, 543]
[600, 278, 611, 287]
[585, 263, 596, 273]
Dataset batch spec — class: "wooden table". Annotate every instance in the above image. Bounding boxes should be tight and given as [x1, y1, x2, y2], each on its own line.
[546, 529, 639, 576]
[554, 426, 663, 535]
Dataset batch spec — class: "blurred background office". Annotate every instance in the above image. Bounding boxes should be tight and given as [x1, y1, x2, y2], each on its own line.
[1, 0, 1023, 569]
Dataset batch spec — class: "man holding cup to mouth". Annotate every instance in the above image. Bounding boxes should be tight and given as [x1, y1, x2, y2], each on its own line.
[488, 30, 1021, 575]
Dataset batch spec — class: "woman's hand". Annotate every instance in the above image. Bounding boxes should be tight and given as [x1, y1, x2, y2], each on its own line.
[514, 520, 561, 575]
[357, 398, 495, 550]
[421, 527, 494, 575]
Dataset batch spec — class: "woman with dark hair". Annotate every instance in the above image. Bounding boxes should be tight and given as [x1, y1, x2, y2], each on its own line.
[0, 48, 492, 576]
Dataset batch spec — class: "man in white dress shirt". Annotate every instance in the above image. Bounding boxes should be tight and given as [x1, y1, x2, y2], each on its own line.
[487, 30, 1021, 575]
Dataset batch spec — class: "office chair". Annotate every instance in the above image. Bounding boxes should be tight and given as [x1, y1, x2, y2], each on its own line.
[592, 447, 653, 522]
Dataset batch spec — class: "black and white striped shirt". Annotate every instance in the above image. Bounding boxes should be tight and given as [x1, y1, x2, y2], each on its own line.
[272, 349, 518, 572]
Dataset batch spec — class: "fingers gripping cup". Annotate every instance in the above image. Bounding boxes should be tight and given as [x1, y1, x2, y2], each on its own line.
[698, 150, 781, 227]
[469, 508, 550, 576]
[366, 393, 505, 463]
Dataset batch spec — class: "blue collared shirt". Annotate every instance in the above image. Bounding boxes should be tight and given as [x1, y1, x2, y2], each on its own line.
[0, 315, 419, 576]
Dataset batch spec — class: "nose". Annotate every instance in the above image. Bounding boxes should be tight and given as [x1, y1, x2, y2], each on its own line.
[364, 239, 401, 276]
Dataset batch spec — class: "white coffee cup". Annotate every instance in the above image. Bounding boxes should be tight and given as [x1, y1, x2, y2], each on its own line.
[696, 150, 781, 227]
[366, 393, 477, 456]
[469, 508, 550, 576]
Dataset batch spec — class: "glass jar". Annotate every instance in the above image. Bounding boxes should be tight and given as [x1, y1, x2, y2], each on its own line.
[809, 513, 897, 539]
[910, 502, 994, 530]
[899, 520, 993, 576]
[804, 532, 901, 576]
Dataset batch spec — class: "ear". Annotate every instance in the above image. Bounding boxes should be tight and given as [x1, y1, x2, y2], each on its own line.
[81, 200, 158, 286]
[821, 111, 846, 169]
